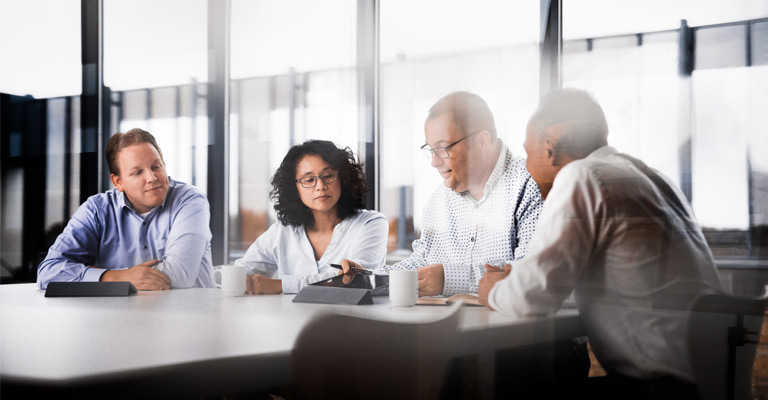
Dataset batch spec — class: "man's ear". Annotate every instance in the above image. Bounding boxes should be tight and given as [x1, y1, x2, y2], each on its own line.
[541, 125, 568, 165]
[475, 130, 492, 148]
[544, 138, 557, 164]
[110, 174, 124, 192]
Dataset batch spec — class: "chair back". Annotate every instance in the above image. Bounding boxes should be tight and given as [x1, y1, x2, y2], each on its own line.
[688, 290, 768, 400]
[291, 302, 463, 400]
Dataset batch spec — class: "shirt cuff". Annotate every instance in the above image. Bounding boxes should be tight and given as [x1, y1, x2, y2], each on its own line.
[154, 261, 166, 273]
[442, 263, 473, 296]
[488, 280, 503, 312]
[84, 267, 108, 282]
[281, 275, 299, 294]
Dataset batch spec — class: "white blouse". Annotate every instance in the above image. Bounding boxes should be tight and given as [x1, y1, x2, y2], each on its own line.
[234, 210, 388, 294]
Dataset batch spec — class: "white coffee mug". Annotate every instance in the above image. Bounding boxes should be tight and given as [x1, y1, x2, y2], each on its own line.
[211, 264, 246, 296]
[389, 269, 418, 307]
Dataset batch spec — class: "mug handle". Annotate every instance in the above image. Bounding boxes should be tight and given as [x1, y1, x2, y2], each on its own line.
[211, 269, 222, 289]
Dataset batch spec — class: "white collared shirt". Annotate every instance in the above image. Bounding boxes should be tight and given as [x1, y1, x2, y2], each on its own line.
[489, 146, 722, 382]
[382, 141, 544, 296]
[234, 210, 388, 294]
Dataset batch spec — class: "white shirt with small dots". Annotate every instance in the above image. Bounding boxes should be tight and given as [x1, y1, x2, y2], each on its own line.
[382, 141, 543, 296]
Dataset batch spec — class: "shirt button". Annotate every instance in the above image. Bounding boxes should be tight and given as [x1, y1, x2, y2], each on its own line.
[143, 222, 147, 226]
[470, 237, 475, 242]
[144, 246, 148, 249]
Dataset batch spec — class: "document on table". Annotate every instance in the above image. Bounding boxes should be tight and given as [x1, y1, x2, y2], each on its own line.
[416, 293, 482, 306]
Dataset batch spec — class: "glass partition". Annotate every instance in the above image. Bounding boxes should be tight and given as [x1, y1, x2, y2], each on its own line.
[228, 0, 358, 257]
[0, 0, 82, 281]
[563, 1, 768, 259]
[0, 0, 81, 98]
[379, 0, 541, 257]
[104, 0, 209, 192]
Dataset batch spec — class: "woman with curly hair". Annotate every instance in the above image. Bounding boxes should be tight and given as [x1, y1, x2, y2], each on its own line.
[234, 140, 388, 294]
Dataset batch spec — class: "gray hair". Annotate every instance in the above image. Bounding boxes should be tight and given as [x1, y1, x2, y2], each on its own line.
[529, 88, 609, 158]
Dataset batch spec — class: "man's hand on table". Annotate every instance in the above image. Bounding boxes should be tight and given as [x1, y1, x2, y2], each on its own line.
[100, 259, 171, 290]
[417, 264, 444, 297]
[246, 274, 282, 295]
[339, 261, 445, 295]
[478, 264, 511, 309]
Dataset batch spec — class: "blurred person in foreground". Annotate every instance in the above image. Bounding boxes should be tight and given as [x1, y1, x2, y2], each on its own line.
[340, 91, 589, 398]
[234, 140, 387, 294]
[479, 88, 721, 400]
[38, 128, 213, 290]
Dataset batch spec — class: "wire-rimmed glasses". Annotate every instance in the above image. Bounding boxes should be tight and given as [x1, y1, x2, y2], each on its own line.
[420, 130, 481, 159]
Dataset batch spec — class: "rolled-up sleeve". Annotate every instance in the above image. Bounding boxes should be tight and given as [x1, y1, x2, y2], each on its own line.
[381, 205, 435, 275]
[280, 270, 337, 294]
[156, 193, 212, 288]
[489, 166, 597, 316]
[380, 236, 427, 273]
[234, 224, 280, 278]
[345, 213, 388, 270]
[284, 213, 389, 293]
[37, 200, 105, 289]
[234, 223, 308, 294]
[443, 262, 485, 296]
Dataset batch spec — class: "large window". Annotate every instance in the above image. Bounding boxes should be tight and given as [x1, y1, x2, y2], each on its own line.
[228, 0, 359, 257]
[104, 0, 209, 192]
[564, 1, 768, 261]
[3, 1, 768, 284]
[379, 0, 541, 257]
[0, 0, 82, 282]
[0, 0, 82, 98]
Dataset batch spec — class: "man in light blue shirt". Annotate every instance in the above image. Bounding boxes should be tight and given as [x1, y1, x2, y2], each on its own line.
[37, 128, 213, 290]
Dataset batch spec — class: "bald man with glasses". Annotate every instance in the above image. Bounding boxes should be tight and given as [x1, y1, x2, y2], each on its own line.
[346, 91, 543, 296]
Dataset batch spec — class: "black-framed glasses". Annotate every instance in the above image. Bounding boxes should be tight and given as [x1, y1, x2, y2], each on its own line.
[420, 130, 481, 159]
[295, 172, 339, 188]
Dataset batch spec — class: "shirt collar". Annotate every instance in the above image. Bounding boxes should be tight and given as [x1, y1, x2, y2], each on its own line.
[586, 145, 618, 160]
[462, 139, 509, 204]
[118, 177, 175, 214]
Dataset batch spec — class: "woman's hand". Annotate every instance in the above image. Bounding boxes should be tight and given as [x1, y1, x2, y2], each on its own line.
[337, 259, 363, 275]
[338, 259, 364, 284]
[246, 274, 282, 295]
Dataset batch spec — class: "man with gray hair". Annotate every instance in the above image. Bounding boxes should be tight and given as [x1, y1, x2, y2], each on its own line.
[343, 91, 543, 296]
[479, 88, 721, 399]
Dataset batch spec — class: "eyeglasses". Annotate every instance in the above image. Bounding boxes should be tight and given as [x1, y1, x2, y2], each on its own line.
[420, 130, 481, 159]
[295, 172, 339, 188]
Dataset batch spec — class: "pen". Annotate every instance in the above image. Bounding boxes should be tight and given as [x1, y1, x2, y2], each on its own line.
[330, 263, 373, 275]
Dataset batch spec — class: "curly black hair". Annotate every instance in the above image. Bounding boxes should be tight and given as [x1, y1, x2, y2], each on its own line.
[270, 140, 368, 228]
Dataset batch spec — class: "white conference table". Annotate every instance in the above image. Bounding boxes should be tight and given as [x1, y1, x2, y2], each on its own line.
[0, 283, 584, 398]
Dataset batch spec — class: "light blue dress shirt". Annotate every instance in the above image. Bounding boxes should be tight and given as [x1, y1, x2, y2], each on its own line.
[37, 178, 214, 289]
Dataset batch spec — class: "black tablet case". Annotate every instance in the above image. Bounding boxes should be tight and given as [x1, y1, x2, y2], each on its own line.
[45, 282, 138, 297]
[292, 285, 373, 305]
